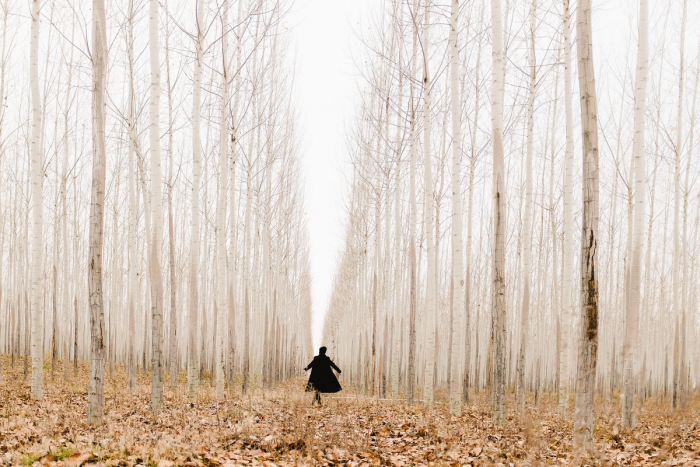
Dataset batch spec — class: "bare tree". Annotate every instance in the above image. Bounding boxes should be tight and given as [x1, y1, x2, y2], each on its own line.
[28, 0, 43, 402]
[490, 0, 507, 425]
[622, 0, 648, 429]
[87, 0, 108, 425]
[573, 0, 600, 451]
[448, 0, 464, 416]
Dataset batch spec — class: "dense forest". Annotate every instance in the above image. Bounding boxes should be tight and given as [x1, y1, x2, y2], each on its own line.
[0, 0, 699, 465]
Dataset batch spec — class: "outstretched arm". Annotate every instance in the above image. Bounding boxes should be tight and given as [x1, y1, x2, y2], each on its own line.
[329, 360, 341, 373]
[303, 360, 314, 371]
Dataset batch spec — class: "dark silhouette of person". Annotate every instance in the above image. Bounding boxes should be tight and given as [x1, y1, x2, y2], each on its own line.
[303, 346, 341, 406]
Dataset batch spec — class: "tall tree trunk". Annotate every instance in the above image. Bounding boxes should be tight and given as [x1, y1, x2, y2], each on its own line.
[463, 6, 482, 404]
[422, 0, 436, 409]
[407, 0, 419, 405]
[672, 0, 687, 410]
[573, 0, 600, 451]
[165, 0, 178, 392]
[87, 0, 107, 425]
[449, 0, 464, 416]
[188, 0, 206, 402]
[149, 0, 165, 413]
[215, 0, 229, 400]
[680, 45, 699, 409]
[517, 0, 536, 414]
[29, 0, 43, 402]
[126, 0, 138, 393]
[622, 0, 648, 430]
[559, 0, 574, 418]
[490, 0, 507, 425]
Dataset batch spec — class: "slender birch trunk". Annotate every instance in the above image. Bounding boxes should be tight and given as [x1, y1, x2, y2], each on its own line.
[421, 0, 437, 409]
[622, 0, 648, 430]
[149, 0, 165, 412]
[165, 0, 178, 392]
[228, 0, 243, 383]
[391, 33, 403, 398]
[680, 46, 699, 409]
[490, 0, 507, 425]
[407, 0, 419, 405]
[672, 0, 687, 410]
[215, 0, 229, 400]
[61, 29, 73, 382]
[448, 0, 464, 416]
[573, 0, 600, 451]
[126, 0, 138, 393]
[87, 0, 107, 425]
[188, 0, 206, 402]
[559, 0, 574, 417]
[463, 6, 482, 403]
[517, 0, 536, 414]
[29, 0, 43, 402]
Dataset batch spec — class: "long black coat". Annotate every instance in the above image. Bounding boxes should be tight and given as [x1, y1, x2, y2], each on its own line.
[304, 355, 342, 393]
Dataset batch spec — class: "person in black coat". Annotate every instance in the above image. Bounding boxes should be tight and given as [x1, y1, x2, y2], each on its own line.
[303, 346, 341, 406]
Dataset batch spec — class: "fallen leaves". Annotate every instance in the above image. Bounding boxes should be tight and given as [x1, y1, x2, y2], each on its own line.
[62, 453, 92, 467]
[1, 356, 699, 465]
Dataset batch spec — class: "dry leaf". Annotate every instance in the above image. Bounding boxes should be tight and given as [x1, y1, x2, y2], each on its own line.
[63, 453, 92, 467]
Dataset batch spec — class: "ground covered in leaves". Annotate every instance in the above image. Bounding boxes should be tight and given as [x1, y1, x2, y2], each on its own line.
[0, 357, 699, 466]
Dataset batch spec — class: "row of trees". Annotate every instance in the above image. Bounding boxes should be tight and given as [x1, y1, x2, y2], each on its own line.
[0, 0, 313, 424]
[322, 0, 699, 451]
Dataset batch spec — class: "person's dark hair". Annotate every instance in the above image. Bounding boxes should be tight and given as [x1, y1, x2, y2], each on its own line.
[319, 346, 327, 355]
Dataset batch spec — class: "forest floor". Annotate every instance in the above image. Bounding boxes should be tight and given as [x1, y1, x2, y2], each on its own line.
[0, 357, 699, 466]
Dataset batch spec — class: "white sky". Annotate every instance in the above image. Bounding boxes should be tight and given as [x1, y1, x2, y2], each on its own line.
[287, 0, 375, 349]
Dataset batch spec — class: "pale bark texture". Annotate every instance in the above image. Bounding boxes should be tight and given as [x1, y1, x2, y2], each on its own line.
[215, 0, 229, 400]
[573, 0, 600, 452]
[422, 0, 436, 409]
[672, 0, 687, 410]
[559, 0, 574, 418]
[127, 0, 137, 393]
[448, 0, 464, 416]
[622, 0, 648, 430]
[29, 0, 43, 402]
[165, 0, 178, 392]
[517, 0, 536, 414]
[188, 0, 205, 402]
[490, 0, 507, 426]
[149, 0, 165, 413]
[87, 0, 107, 425]
[407, 0, 419, 405]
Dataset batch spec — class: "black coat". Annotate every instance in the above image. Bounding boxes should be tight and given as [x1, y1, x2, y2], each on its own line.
[304, 355, 342, 393]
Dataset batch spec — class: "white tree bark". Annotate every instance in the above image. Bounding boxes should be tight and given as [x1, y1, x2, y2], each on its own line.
[407, 0, 419, 405]
[126, 0, 138, 393]
[188, 0, 206, 402]
[215, 0, 229, 400]
[490, 0, 507, 425]
[463, 7, 482, 403]
[422, 0, 437, 409]
[559, 0, 574, 418]
[448, 0, 464, 416]
[517, 0, 536, 414]
[29, 0, 43, 402]
[680, 43, 699, 409]
[573, 0, 600, 452]
[61, 36, 72, 383]
[622, 0, 648, 430]
[164, 0, 178, 392]
[672, 0, 687, 410]
[228, 0, 243, 382]
[87, 0, 107, 425]
[149, 0, 165, 412]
